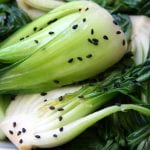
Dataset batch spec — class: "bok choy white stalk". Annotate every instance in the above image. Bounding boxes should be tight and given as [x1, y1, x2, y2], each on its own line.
[130, 15, 150, 65]
[0, 1, 127, 93]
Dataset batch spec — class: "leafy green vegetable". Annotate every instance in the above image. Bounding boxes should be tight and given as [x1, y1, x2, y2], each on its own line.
[0, 3, 30, 42]
[0, 1, 127, 93]
[89, 0, 150, 16]
[0, 0, 9, 3]
[127, 124, 150, 150]
[129, 15, 150, 106]
[0, 56, 150, 149]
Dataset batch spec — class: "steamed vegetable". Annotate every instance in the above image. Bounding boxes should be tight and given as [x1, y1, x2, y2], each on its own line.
[1, 58, 150, 150]
[1, 103, 149, 150]
[0, 3, 30, 42]
[0, 1, 127, 93]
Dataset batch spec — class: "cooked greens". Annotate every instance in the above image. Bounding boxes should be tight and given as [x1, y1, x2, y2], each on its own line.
[0, 1, 127, 93]
[0, 3, 30, 42]
[88, 0, 150, 16]
[0, 0, 149, 150]
[0, 57, 150, 149]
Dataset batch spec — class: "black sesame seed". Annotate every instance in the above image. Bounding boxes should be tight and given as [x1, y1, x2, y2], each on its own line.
[13, 122, 17, 128]
[53, 134, 58, 138]
[116, 31, 121, 34]
[9, 130, 13, 135]
[88, 38, 93, 44]
[34, 40, 39, 44]
[19, 139, 23, 144]
[85, 7, 89, 11]
[47, 18, 58, 25]
[83, 18, 86, 22]
[26, 35, 29, 38]
[77, 57, 83, 61]
[68, 58, 73, 63]
[35, 135, 41, 139]
[49, 106, 55, 110]
[92, 38, 99, 43]
[91, 29, 94, 35]
[57, 108, 64, 111]
[88, 38, 98, 46]
[22, 128, 26, 133]
[59, 116, 63, 121]
[44, 99, 47, 102]
[86, 54, 92, 58]
[103, 35, 109, 40]
[59, 127, 63, 132]
[113, 20, 118, 25]
[122, 40, 126, 46]
[20, 37, 24, 41]
[79, 8, 82, 11]
[78, 95, 84, 98]
[33, 27, 37, 31]
[54, 80, 60, 84]
[72, 24, 78, 30]
[41, 92, 47, 96]
[58, 96, 63, 101]
[92, 42, 98, 46]
[49, 31, 54, 35]
[17, 131, 21, 136]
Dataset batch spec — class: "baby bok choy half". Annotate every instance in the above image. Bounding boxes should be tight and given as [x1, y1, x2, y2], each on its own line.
[0, 1, 127, 94]
[0, 57, 150, 150]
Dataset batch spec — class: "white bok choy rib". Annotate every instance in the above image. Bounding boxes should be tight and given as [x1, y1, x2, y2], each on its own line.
[1, 59, 150, 150]
[0, 1, 127, 93]
[130, 15, 150, 65]
[1, 95, 150, 150]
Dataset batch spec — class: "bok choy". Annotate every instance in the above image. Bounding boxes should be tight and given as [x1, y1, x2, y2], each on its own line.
[0, 1, 127, 93]
[0, 57, 150, 150]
